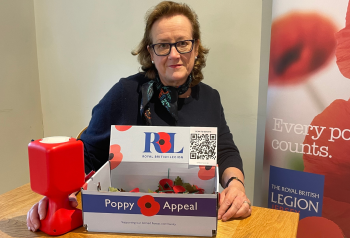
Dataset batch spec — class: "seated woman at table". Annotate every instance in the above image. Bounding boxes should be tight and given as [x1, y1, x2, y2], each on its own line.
[27, 1, 251, 232]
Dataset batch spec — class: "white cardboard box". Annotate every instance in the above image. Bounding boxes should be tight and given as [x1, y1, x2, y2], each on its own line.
[81, 126, 219, 237]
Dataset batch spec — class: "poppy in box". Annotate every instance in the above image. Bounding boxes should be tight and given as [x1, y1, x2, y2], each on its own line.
[137, 195, 160, 216]
[159, 178, 173, 192]
[198, 166, 215, 180]
[193, 185, 204, 194]
[173, 185, 186, 193]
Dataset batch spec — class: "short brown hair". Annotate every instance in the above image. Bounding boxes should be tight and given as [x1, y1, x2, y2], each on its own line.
[132, 1, 209, 86]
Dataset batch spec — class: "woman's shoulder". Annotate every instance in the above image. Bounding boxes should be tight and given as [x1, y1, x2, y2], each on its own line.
[99, 73, 150, 103]
[115, 72, 150, 89]
[106, 73, 150, 95]
[120, 72, 150, 84]
[195, 81, 220, 99]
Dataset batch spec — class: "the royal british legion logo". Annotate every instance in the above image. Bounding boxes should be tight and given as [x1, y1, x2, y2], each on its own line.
[144, 132, 184, 154]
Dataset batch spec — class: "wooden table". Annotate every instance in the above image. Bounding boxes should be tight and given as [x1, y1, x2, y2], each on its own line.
[0, 184, 298, 237]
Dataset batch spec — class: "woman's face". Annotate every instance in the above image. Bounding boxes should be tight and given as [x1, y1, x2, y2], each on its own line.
[148, 14, 198, 87]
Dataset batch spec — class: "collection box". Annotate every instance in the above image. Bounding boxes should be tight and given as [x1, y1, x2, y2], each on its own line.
[81, 126, 219, 237]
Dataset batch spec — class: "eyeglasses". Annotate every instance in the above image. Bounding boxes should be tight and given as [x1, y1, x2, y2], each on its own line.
[149, 39, 195, 56]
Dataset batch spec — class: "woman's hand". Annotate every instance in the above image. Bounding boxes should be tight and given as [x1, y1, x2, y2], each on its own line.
[218, 180, 251, 221]
[218, 167, 251, 221]
[26, 193, 78, 232]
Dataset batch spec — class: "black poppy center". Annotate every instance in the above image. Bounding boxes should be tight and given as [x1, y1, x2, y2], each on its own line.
[164, 183, 170, 189]
[205, 166, 212, 170]
[145, 202, 152, 208]
[159, 139, 165, 145]
[275, 43, 302, 75]
[109, 153, 114, 160]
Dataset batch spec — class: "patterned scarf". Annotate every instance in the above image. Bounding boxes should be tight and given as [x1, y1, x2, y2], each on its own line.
[140, 74, 192, 125]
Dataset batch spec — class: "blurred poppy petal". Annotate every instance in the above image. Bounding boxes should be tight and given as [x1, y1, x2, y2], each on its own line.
[269, 12, 337, 86]
[303, 98, 350, 236]
[335, 29, 350, 78]
[109, 144, 123, 169]
[297, 217, 344, 238]
[322, 196, 350, 237]
[336, 2, 350, 79]
[115, 125, 132, 131]
[130, 188, 139, 192]
[347, 1, 350, 27]
[198, 166, 215, 180]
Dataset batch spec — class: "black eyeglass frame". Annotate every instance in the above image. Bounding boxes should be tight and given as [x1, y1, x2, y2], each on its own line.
[149, 39, 196, 56]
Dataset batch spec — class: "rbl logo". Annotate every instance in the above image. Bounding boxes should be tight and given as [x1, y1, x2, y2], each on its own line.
[144, 132, 184, 153]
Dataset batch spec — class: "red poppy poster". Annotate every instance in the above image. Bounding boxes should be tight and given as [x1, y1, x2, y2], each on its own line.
[263, 0, 350, 237]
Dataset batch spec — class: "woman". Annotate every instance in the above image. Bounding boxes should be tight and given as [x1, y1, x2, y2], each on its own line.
[27, 1, 251, 232]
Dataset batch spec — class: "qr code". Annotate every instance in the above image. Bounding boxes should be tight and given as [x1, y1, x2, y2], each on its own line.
[190, 133, 217, 160]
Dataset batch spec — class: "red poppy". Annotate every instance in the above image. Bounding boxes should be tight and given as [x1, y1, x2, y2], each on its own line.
[303, 98, 350, 237]
[198, 166, 215, 180]
[269, 12, 337, 86]
[173, 185, 186, 193]
[335, 1, 350, 79]
[115, 125, 132, 131]
[130, 188, 139, 192]
[193, 185, 204, 194]
[297, 217, 344, 238]
[159, 178, 174, 193]
[322, 196, 350, 237]
[109, 144, 123, 170]
[137, 195, 160, 217]
[157, 132, 172, 153]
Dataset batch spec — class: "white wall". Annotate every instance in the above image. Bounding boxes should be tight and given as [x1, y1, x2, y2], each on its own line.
[0, 0, 43, 194]
[33, 0, 264, 203]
